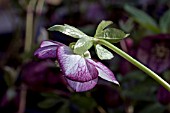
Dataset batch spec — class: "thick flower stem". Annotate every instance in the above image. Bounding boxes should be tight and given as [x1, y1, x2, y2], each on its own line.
[96, 39, 170, 91]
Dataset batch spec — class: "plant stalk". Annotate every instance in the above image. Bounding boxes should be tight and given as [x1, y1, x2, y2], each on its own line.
[24, 0, 37, 52]
[96, 39, 170, 91]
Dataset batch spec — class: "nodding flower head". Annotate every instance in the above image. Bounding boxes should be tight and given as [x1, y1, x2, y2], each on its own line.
[34, 40, 119, 92]
[137, 34, 170, 73]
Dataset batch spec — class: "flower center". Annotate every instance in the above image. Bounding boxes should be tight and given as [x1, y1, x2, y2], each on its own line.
[152, 43, 169, 59]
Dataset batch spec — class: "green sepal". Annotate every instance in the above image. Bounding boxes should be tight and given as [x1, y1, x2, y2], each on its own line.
[83, 51, 91, 58]
[74, 37, 93, 55]
[48, 24, 89, 39]
[69, 42, 76, 49]
[94, 20, 113, 38]
[95, 28, 129, 43]
[95, 44, 114, 60]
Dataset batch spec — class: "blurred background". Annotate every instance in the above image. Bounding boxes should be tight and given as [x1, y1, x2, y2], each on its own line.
[0, 0, 170, 113]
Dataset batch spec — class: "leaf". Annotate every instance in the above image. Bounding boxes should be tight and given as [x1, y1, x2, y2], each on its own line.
[95, 20, 113, 37]
[122, 85, 156, 101]
[56, 102, 70, 113]
[119, 18, 134, 32]
[38, 98, 61, 109]
[123, 70, 147, 81]
[48, 24, 89, 39]
[71, 95, 97, 111]
[124, 5, 160, 33]
[95, 44, 114, 60]
[95, 28, 129, 43]
[41, 92, 60, 98]
[159, 9, 170, 33]
[74, 37, 93, 55]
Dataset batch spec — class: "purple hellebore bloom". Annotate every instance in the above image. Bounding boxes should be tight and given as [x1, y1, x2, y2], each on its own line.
[137, 34, 170, 73]
[34, 40, 119, 92]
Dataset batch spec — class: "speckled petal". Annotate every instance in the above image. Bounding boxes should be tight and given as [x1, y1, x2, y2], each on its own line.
[95, 62, 119, 85]
[40, 40, 64, 47]
[66, 78, 98, 92]
[57, 46, 98, 82]
[34, 45, 58, 59]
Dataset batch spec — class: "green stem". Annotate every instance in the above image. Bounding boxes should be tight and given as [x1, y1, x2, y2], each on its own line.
[24, 0, 37, 52]
[96, 39, 170, 91]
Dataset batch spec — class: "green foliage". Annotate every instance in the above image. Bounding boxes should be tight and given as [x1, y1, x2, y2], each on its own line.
[122, 84, 156, 101]
[159, 9, 170, 33]
[48, 20, 129, 58]
[124, 5, 160, 33]
[73, 37, 93, 55]
[95, 44, 114, 60]
[70, 94, 97, 113]
[38, 93, 66, 109]
[56, 102, 70, 113]
[83, 51, 91, 58]
[95, 28, 129, 43]
[48, 24, 89, 39]
[120, 70, 147, 81]
[38, 98, 62, 109]
[95, 20, 113, 37]
[119, 70, 157, 101]
[119, 18, 134, 32]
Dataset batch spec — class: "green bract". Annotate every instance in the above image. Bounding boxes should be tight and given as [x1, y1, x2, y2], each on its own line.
[95, 44, 114, 60]
[48, 20, 129, 60]
[95, 20, 113, 37]
[95, 28, 129, 43]
[48, 24, 89, 39]
[74, 37, 93, 55]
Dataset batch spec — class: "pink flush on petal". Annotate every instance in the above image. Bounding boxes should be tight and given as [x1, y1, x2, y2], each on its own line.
[95, 61, 119, 85]
[34, 46, 58, 59]
[34, 40, 65, 59]
[57, 46, 98, 82]
[66, 78, 98, 92]
[40, 40, 64, 47]
[34, 40, 119, 92]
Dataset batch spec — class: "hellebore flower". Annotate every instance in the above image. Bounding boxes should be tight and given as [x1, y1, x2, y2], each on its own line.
[137, 34, 170, 73]
[34, 40, 119, 92]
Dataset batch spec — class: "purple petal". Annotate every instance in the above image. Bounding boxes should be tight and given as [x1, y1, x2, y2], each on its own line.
[40, 40, 64, 47]
[148, 54, 170, 73]
[137, 48, 149, 64]
[95, 62, 119, 85]
[66, 78, 98, 92]
[57, 46, 98, 82]
[34, 45, 58, 59]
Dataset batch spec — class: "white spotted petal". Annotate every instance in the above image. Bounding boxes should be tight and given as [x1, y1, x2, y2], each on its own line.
[57, 46, 98, 82]
[66, 78, 98, 92]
